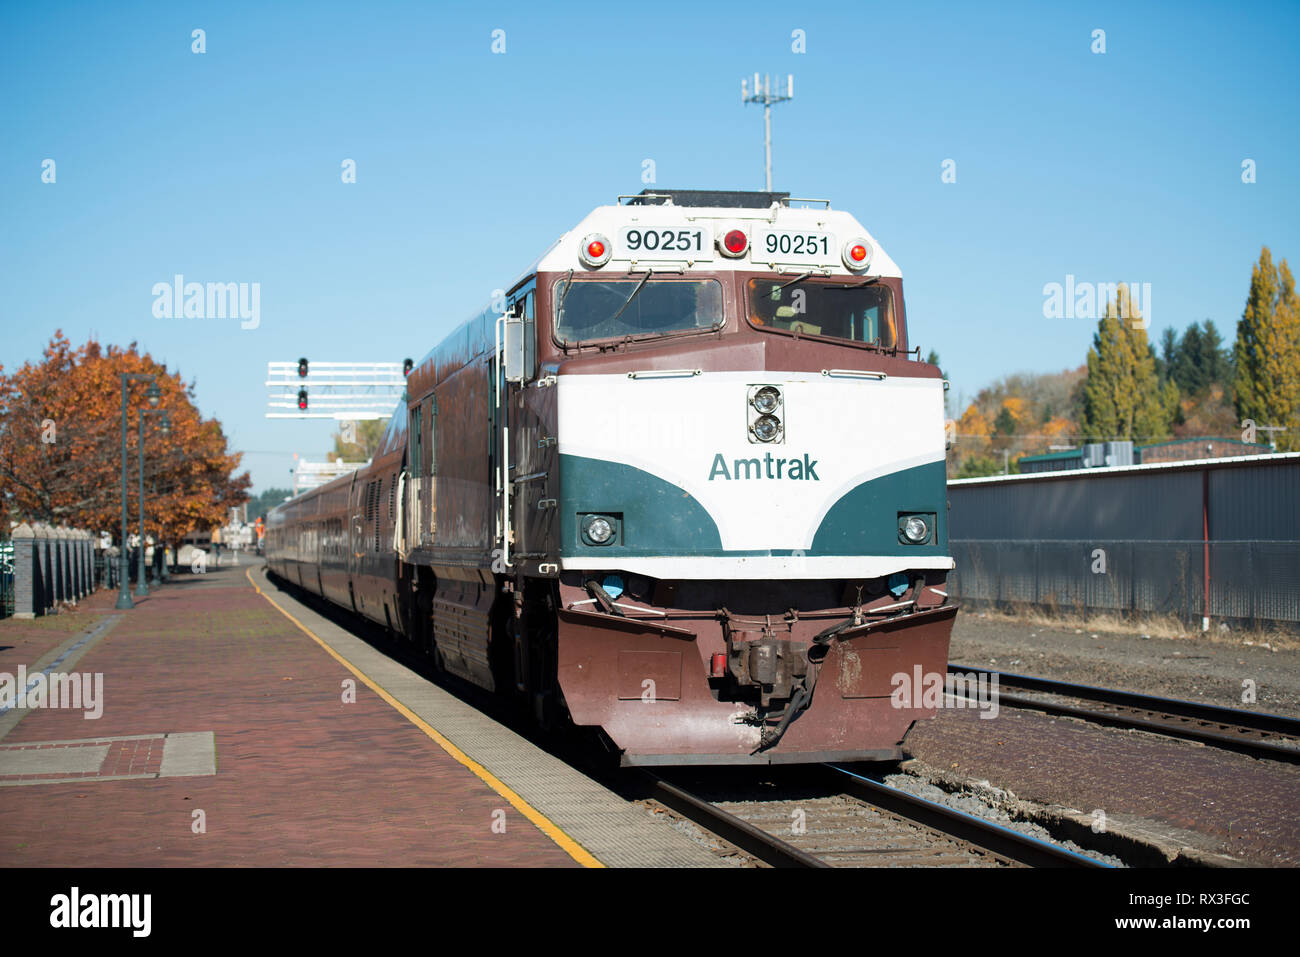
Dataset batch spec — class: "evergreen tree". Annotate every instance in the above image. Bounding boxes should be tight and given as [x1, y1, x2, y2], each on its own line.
[1172, 323, 1204, 394]
[1234, 248, 1300, 451]
[993, 405, 1016, 436]
[1157, 327, 1178, 382]
[1080, 286, 1175, 441]
[1200, 319, 1231, 385]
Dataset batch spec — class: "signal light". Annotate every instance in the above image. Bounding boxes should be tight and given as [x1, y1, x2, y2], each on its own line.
[298, 358, 309, 378]
[720, 229, 748, 257]
[403, 357, 413, 376]
[579, 233, 611, 268]
[842, 238, 872, 271]
[297, 388, 308, 411]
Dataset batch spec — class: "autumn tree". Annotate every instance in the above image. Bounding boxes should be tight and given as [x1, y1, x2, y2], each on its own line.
[0, 332, 251, 542]
[1234, 247, 1300, 451]
[1080, 286, 1177, 442]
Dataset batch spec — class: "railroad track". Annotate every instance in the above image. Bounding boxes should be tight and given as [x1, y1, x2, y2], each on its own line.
[643, 765, 1106, 868]
[950, 663, 1300, 764]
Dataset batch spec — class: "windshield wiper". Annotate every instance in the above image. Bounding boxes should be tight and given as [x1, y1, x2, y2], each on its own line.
[775, 270, 814, 293]
[607, 269, 653, 325]
[554, 268, 576, 317]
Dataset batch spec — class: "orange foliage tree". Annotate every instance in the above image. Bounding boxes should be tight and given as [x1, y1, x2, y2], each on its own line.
[0, 332, 250, 542]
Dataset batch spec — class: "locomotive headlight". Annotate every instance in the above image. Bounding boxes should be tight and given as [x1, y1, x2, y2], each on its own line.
[751, 385, 782, 415]
[579, 233, 612, 268]
[898, 513, 935, 545]
[751, 414, 783, 443]
[582, 514, 616, 545]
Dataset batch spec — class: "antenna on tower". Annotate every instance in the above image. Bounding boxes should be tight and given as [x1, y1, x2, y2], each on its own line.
[740, 73, 794, 191]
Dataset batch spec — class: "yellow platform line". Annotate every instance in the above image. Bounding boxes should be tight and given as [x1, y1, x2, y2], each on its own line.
[245, 567, 604, 868]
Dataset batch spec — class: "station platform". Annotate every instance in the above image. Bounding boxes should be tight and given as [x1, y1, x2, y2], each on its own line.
[0, 559, 721, 867]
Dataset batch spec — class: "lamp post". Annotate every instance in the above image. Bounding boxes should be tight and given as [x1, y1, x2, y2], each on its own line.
[116, 374, 159, 610]
[134, 406, 170, 597]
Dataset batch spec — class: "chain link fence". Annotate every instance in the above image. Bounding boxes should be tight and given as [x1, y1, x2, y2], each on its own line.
[949, 540, 1300, 627]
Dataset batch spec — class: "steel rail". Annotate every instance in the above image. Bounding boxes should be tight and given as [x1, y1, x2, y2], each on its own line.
[645, 768, 1105, 868]
[642, 773, 829, 868]
[950, 663, 1300, 763]
[823, 764, 1108, 868]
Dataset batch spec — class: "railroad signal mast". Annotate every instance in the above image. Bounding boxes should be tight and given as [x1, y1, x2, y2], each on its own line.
[741, 72, 794, 191]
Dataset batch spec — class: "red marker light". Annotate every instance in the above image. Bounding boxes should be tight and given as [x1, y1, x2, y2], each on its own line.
[579, 232, 612, 267]
[723, 229, 748, 256]
[842, 238, 872, 270]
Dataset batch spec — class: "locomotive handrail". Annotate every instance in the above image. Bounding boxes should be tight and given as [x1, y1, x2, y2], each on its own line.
[495, 314, 513, 571]
[821, 368, 887, 380]
[626, 369, 702, 379]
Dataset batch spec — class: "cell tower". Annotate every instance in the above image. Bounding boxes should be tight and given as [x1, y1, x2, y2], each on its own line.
[741, 73, 794, 191]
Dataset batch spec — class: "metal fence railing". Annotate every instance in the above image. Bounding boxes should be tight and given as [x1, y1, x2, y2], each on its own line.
[1, 538, 13, 620]
[949, 540, 1300, 627]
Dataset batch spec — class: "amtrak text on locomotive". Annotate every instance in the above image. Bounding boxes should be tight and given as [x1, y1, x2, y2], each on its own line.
[708, 452, 820, 481]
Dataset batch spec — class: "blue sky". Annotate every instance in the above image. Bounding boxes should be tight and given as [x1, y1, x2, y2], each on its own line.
[3, 0, 1297, 493]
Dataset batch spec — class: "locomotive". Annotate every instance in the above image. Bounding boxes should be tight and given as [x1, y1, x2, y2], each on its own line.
[266, 189, 957, 765]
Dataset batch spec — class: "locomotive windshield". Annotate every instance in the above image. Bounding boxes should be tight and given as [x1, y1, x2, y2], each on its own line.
[746, 278, 897, 348]
[554, 277, 723, 343]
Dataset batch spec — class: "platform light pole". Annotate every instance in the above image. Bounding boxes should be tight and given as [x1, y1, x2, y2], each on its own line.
[742, 73, 794, 191]
[116, 375, 159, 610]
[134, 408, 171, 597]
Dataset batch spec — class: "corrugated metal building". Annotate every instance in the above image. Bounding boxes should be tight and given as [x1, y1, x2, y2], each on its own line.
[947, 452, 1300, 627]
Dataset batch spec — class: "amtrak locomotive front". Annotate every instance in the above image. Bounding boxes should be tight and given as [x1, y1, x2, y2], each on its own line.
[267, 189, 957, 766]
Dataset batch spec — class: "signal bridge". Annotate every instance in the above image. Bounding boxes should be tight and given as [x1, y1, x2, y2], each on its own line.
[266, 360, 408, 420]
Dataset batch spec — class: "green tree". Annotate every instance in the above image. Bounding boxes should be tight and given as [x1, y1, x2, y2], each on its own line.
[956, 453, 1003, 478]
[1200, 319, 1232, 385]
[245, 486, 292, 519]
[329, 418, 386, 461]
[1172, 323, 1205, 394]
[1234, 247, 1300, 451]
[1157, 327, 1178, 383]
[1080, 286, 1175, 441]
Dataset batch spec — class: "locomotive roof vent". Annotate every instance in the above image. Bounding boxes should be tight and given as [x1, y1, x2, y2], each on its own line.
[620, 188, 791, 209]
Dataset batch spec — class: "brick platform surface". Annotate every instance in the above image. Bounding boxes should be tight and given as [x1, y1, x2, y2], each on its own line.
[0, 565, 577, 866]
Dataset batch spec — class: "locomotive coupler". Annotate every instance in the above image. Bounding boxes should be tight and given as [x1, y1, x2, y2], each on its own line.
[718, 611, 807, 708]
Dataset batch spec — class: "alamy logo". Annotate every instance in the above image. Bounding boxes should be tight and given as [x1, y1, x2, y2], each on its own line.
[151, 274, 260, 329]
[1042, 276, 1151, 329]
[890, 666, 999, 719]
[708, 452, 819, 481]
[0, 667, 103, 719]
[50, 887, 150, 937]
